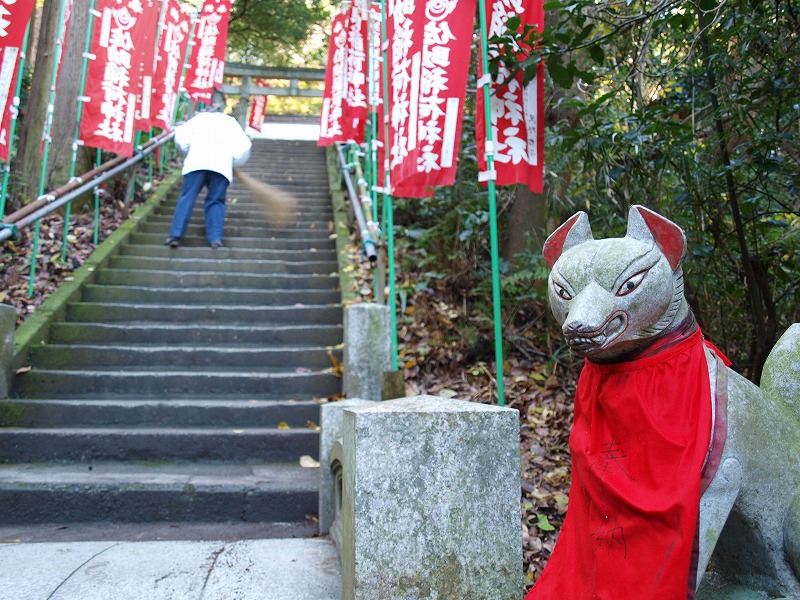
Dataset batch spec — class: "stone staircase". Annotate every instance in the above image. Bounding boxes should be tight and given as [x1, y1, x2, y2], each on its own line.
[0, 139, 342, 530]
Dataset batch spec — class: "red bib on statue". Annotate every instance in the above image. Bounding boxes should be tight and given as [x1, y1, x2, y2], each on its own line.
[526, 328, 713, 599]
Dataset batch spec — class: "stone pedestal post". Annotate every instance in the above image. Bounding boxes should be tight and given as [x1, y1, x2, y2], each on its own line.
[0, 304, 15, 399]
[341, 395, 521, 600]
[343, 303, 392, 402]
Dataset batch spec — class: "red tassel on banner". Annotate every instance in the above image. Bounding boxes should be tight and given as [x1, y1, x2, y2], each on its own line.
[477, 0, 545, 194]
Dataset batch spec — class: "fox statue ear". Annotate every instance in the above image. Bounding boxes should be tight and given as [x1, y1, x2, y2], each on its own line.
[626, 205, 686, 270]
[544, 212, 593, 269]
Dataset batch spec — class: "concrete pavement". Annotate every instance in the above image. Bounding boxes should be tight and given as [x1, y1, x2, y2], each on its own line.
[0, 536, 341, 600]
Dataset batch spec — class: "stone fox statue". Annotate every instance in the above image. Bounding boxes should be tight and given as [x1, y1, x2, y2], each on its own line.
[524, 205, 800, 599]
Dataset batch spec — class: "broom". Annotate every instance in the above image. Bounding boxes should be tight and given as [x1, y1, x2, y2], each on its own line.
[233, 168, 297, 226]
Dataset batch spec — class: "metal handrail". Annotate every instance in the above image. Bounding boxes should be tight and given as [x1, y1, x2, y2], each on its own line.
[0, 130, 176, 243]
[336, 142, 378, 264]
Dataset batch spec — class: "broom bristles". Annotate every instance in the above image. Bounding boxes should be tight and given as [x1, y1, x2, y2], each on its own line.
[233, 168, 297, 225]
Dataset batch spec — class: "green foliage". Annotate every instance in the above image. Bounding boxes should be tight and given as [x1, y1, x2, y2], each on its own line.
[227, 0, 333, 66]
[483, 0, 800, 378]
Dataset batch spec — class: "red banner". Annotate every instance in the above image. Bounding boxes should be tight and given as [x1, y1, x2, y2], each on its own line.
[184, 0, 232, 103]
[370, 2, 387, 189]
[150, 0, 192, 130]
[477, 0, 545, 193]
[79, 0, 163, 156]
[343, 0, 369, 142]
[318, 11, 350, 146]
[247, 79, 268, 132]
[0, 0, 36, 162]
[133, 0, 161, 131]
[387, 0, 477, 198]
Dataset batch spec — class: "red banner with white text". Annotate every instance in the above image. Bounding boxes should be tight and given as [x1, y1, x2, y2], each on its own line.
[477, 0, 545, 193]
[132, 0, 161, 131]
[184, 0, 232, 103]
[387, 0, 477, 198]
[247, 80, 268, 132]
[343, 0, 369, 143]
[0, 0, 36, 161]
[150, 0, 192, 130]
[79, 0, 162, 156]
[317, 11, 350, 146]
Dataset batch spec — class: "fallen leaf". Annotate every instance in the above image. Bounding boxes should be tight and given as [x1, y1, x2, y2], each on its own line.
[300, 455, 320, 468]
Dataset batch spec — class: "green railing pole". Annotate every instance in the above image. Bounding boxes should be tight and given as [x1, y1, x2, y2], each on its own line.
[0, 23, 31, 219]
[29, 0, 70, 296]
[477, 0, 506, 406]
[62, 0, 98, 262]
[93, 148, 101, 243]
[380, 0, 398, 370]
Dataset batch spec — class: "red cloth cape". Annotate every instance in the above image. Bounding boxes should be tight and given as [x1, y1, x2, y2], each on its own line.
[526, 327, 713, 600]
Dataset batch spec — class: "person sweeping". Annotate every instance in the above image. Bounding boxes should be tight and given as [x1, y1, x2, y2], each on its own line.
[164, 89, 252, 249]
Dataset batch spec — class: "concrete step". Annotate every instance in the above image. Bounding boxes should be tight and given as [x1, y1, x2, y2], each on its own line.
[139, 221, 334, 238]
[27, 344, 340, 370]
[80, 284, 342, 306]
[151, 209, 333, 223]
[0, 398, 323, 428]
[66, 302, 342, 324]
[107, 255, 338, 275]
[96, 268, 340, 289]
[129, 232, 336, 250]
[0, 462, 319, 523]
[119, 244, 336, 261]
[0, 427, 320, 463]
[13, 368, 341, 398]
[47, 322, 343, 346]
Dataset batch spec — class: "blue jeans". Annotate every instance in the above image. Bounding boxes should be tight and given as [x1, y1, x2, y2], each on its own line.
[169, 170, 229, 244]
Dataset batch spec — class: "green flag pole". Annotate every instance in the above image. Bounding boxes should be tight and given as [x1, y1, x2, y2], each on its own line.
[477, 0, 506, 406]
[0, 24, 31, 219]
[29, 0, 70, 296]
[62, 0, 98, 262]
[93, 148, 101, 243]
[381, 0, 398, 370]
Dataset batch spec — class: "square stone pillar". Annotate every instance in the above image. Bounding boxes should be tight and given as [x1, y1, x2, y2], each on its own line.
[319, 398, 376, 536]
[341, 395, 521, 600]
[343, 303, 392, 402]
[0, 305, 16, 399]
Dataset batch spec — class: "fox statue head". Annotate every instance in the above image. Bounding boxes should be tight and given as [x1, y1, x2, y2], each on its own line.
[543, 205, 690, 362]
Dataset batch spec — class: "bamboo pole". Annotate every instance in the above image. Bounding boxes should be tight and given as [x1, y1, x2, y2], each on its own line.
[380, 0, 398, 371]
[477, 0, 506, 406]
[29, 0, 71, 296]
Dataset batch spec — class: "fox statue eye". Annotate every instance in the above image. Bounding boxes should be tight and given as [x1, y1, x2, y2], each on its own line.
[554, 283, 573, 301]
[616, 269, 648, 297]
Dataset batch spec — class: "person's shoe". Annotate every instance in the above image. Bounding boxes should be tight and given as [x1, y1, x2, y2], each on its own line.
[164, 237, 179, 248]
[210, 240, 223, 249]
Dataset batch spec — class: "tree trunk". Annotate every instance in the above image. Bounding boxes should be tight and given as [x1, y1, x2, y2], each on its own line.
[501, 186, 546, 260]
[49, 0, 94, 211]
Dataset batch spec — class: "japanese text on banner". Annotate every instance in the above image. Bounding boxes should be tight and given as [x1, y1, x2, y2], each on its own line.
[387, 0, 476, 198]
[477, 0, 545, 193]
[79, 0, 162, 156]
[151, 0, 192, 130]
[185, 0, 232, 103]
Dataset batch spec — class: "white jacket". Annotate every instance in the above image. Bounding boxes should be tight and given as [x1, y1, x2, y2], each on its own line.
[174, 112, 252, 182]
